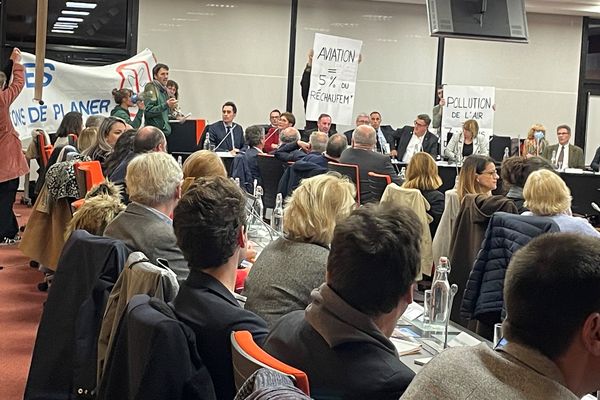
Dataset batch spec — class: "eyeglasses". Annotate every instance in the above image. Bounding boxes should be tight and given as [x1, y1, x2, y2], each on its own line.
[414, 120, 427, 127]
[557, 131, 570, 136]
[479, 169, 498, 176]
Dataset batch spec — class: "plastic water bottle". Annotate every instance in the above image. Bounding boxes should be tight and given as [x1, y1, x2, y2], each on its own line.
[203, 132, 211, 151]
[503, 147, 510, 160]
[177, 155, 182, 167]
[400, 167, 406, 180]
[234, 177, 240, 187]
[430, 257, 451, 329]
[550, 150, 557, 168]
[254, 186, 264, 221]
[270, 193, 284, 235]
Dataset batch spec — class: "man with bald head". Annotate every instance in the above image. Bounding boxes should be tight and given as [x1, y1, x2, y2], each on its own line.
[340, 125, 402, 203]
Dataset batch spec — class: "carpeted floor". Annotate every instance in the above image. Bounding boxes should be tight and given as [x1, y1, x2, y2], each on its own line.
[0, 199, 46, 400]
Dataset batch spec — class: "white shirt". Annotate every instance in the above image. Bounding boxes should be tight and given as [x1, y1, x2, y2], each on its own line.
[402, 133, 424, 163]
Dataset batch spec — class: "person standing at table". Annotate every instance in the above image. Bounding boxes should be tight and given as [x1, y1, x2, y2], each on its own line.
[395, 114, 439, 162]
[263, 203, 421, 400]
[401, 232, 600, 400]
[0, 48, 28, 245]
[143, 63, 178, 136]
[444, 119, 489, 163]
[110, 88, 145, 129]
[541, 124, 584, 169]
[205, 101, 244, 152]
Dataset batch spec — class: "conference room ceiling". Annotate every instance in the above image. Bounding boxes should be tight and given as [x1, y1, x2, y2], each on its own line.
[380, 0, 600, 18]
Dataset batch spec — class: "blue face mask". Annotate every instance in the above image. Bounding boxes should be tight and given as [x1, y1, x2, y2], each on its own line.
[534, 131, 545, 140]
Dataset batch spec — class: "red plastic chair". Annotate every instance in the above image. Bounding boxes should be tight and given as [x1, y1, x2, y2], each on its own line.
[72, 161, 105, 209]
[230, 330, 310, 395]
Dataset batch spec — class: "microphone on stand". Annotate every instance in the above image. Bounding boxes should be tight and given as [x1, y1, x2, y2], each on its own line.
[215, 124, 236, 151]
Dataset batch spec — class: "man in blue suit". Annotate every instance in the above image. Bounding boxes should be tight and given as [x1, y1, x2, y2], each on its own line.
[206, 101, 244, 152]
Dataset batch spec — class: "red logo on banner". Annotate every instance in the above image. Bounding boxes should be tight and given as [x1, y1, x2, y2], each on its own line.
[115, 61, 151, 93]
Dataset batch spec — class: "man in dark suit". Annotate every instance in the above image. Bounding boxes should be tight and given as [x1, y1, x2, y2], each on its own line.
[264, 203, 422, 400]
[104, 152, 188, 281]
[342, 113, 370, 144]
[541, 124, 585, 169]
[395, 114, 439, 162]
[171, 176, 269, 400]
[205, 101, 244, 152]
[370, 111, 397, 153]
[339, 125, 402, 203]
[275, 131, 329, 167]
[241, 125, 265, 187]
[301, 113, 337, 141]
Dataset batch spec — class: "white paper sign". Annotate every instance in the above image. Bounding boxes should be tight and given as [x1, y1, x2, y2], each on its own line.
[10, 49, 156, 138]
[441, 85, 496, 142]
[306, 33, 362, 125]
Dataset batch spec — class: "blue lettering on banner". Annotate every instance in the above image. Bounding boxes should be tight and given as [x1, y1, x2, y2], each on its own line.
[11, 108, 26, 127]
[70, 99, 111, 115]
[27, 105, 48, 123]
[23, 63, 55, 88]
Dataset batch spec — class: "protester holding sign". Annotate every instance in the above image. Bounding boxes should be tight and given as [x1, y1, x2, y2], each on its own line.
[444, 119, 489, 163]
[110, 88, 144, 129]
[0, 48, 29, 245]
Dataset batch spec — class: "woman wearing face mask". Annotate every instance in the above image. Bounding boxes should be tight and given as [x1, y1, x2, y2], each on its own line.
[520, 123, 547, 157]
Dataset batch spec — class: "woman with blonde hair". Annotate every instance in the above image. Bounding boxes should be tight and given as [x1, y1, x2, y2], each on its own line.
[444, 119, 489, 162]
[243, 173, 356, 327]
[403, 152, 444, 236]
[523, 169, 599, 237]
[181, 150, 227, 193]
[520, 123, 548, 157]
[82, 116, 127, 166]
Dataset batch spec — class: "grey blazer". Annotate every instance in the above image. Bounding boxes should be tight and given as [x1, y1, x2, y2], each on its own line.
[104, 202, 189, 281]
[444, 132, 489, 162]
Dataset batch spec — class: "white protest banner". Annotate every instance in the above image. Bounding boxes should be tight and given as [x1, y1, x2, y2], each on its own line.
[306, 33, 362, 125]
[10, 48, 156, 139]
[441, 85, 495, 140]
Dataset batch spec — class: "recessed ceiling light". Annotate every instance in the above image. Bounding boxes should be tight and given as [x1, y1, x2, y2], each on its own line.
[58, 17, 84, 22]
[54, 23, 78, 28]
[62, 10, 90, 16]
[52, 29, 75, 34]
[66, 2, 97, 9]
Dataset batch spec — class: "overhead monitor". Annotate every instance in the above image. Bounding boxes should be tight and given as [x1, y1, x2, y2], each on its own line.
[426, 0, 529, 43]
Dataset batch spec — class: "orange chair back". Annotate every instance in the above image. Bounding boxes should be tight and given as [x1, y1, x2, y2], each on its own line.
[230, 331, 310, 395]
[75, 161, 105, 192]
[368, 171, 392, 185]
[36, 133, 51, 167]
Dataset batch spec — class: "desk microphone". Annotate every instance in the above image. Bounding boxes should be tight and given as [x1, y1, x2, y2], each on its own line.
[591, 202, 600, 214]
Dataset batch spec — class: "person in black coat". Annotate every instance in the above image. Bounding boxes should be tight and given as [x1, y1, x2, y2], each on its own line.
[401, 152, 445, 237]
[263, 203, 421, 400]
[171, 176, 269, 400]
[339, 125, 402, 204]
[394, 114, 439, 162]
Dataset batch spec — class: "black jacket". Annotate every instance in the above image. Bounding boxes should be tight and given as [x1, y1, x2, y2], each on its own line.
[97, 295, 216, 400]
[395, 126, 439, 160]
[25, 231, 130, 400]
[460, 212, 559, 322]
[172, 271, 269, 400]
[277, 159, 328, 198]
[421, 189, 445, 238]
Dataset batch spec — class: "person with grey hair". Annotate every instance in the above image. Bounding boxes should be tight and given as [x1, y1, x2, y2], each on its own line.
[340, 125, 402, 203]
[274, 127, 305, 162]
[342, 113, 370, 144]
[279, 126, 301, 145]
[104, 151, 188, 280]
[85, 114, 106, 129]
[243, 124, 265, 185]
[274, 131, 329, 167]
[325, 133, 348, 161]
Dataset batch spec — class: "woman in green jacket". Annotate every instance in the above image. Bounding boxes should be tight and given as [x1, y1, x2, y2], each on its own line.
[109, 88, 144, 128]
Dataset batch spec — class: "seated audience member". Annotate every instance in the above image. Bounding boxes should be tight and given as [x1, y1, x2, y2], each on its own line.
[104, 152, 189, 279]
[541, 124, 585, 169]
[395, 114, 439, 162]
[501, 156, 554, 213]
[370, 111, 397, 154]
[272, 127, 304, 162]
[264, 111, 295, 153]
[275, 131, 328, 166]
[324, 133, 348, 161]
[342, 112, 370, 144]
[103, 129, 137, 179]
[339, 124, 402, 203]
[402, 232, 600, 400]
[264, 203, 422, 400]
[244, 173, 356, 327]
[110, 88, 144, 128]
[244, 124, 265, 183]
[82, 116, 127, 166]
[181, 150, 227, 193]
[520, 123, 548, 157]
[53, 111, 83, 147]
[171, 176, 269, 400]
[77, 127, 97, 153]
[432, 154, 497, 263]
[444, 119, 489, 162]
[402, 152, 444, 237]
[522, 169, 600, 237]
[106, 126, 167, 186]
[85, 114, 105, 129]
